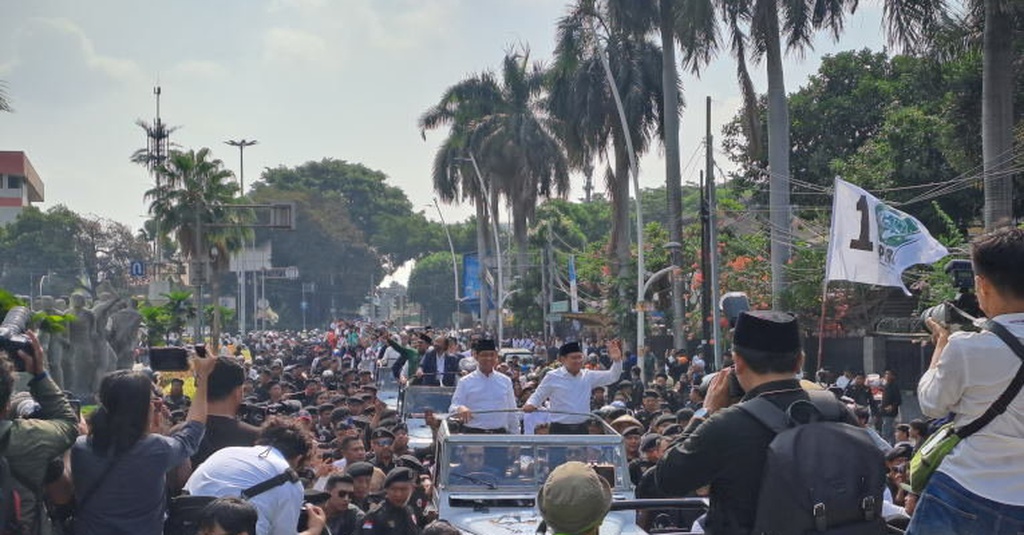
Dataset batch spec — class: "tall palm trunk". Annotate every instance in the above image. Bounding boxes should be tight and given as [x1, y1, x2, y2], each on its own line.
[513, 193, 530, 278]
[660, 0, 685, 349]
[764, 7, 791, 310]
[475, 200, 489, 324]
[613, 138, 633, 302]
[982, 0, 1015, 230]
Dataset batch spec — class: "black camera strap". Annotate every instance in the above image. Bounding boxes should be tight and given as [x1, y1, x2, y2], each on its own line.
[240, 468, 299, 500]
[955, 320, 1024, 439]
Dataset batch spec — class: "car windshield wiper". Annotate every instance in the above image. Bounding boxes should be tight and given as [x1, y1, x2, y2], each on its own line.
[450, 473, 497, 489]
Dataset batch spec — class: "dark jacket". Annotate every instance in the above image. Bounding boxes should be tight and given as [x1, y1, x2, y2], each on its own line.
[639, 379, 859, 535]
[417, 351, 460, 387]
[360, 500, 420, 535]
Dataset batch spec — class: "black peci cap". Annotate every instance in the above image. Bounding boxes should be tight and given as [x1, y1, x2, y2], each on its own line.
[733, 311, 801, 354]
[559, 341, 582, 356]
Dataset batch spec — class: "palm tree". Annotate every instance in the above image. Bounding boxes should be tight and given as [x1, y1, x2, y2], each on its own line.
[468, 50, 570, 276]
[882, 0, 1016, 230]
[673, 0, 857, 308]
[421, 48, 569, 307]
[146, 148, 250, 346]
[547, 0, 665, 316]
[0, 80, 11, 113]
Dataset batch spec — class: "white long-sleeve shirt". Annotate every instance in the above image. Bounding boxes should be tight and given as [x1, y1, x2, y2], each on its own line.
[917, 312, 1024, 505]
[527, 361, 622, 424]
[184, 446, 302, 535]
[448, 369, 520, 433]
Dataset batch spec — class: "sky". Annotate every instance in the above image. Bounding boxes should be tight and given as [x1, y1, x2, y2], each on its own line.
[0, 0, 893, 228]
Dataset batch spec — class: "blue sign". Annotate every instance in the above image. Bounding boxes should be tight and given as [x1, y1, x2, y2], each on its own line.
[130, 260, 146, 278]
[462, 253, 481, 301]
[300, 301, 309, 311]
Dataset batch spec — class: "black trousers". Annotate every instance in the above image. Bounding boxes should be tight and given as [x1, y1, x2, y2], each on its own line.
[549, 422, 590, 435]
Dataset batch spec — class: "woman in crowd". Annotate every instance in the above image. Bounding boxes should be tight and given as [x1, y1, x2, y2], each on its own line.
[71, 353, 217, 535]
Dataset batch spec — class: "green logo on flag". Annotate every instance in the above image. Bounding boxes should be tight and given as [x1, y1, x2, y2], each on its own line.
[875, 204, 922, 249]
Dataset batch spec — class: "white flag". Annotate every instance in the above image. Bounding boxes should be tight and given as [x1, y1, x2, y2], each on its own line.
[826, 178, 949, 295]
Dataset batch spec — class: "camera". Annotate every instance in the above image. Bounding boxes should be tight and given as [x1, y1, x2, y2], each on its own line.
[0, 306, 35, 372]
[239, 403, 268, 426]
[920, 260, 983, 330]
[149, 346, 190, 371]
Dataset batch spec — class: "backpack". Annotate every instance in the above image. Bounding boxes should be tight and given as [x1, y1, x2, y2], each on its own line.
[0, 422, 25, 535]
[739, 390, 887, 535]
[164, 468, 298, 535]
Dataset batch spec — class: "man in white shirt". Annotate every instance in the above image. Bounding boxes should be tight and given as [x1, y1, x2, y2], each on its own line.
[184, 418, 326, 535]
[907, 227, 1024, 535]
[523, 340, 624, 434]
[449, 339, 520, 434]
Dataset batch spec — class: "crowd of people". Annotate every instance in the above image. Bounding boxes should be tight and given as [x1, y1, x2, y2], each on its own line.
[0, 227, 1020, 535]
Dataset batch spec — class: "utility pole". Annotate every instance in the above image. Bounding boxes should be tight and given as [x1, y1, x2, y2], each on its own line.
[706, 97, 723, 369]
[700, 171, 712, 367]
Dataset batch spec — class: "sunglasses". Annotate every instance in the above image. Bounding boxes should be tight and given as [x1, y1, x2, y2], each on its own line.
[375, 439, 394, 448]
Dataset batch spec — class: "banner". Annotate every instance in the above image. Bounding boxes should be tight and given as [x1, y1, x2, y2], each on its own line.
[568, 255, 579, 313]
[462, 253, 481, 301]
[826, 178, 948, 295]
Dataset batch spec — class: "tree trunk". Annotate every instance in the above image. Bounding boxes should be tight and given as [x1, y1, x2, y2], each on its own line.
[513, 195, 530, 278]
[475, 200, 489, 325]
[613, 137, 633, 330]
[982, 0, 1015, 230]
[660, 0, 685, 349]
[764, 8, 791, 310]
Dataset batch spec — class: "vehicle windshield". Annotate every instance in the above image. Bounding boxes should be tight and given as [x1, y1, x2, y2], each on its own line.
[403, 389, 454, 418]
[445, 443, 625, 491]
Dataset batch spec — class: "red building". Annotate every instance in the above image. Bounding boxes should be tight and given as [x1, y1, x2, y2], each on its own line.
[0, 151, 45, 225]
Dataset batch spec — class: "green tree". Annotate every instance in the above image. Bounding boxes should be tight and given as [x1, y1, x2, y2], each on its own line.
[258, 159, 432, 272]
[547, 0, 666, 337]
[0, 206, 80, 296]
[407, 252, 462, 327]
[147, 148, 249, 345]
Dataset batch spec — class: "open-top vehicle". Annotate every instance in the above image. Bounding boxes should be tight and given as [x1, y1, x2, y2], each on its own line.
[432, 414, 708, 535]
[398, 385, 456, 451]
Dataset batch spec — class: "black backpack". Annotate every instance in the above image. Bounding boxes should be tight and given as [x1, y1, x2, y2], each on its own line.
[0, 422, 24, 535]
[739, 390, 887, 535]
[164, 468, 299, 535]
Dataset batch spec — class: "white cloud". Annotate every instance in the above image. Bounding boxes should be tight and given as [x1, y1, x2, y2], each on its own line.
[263, 27, 333, 68]
[167, 60, 229, 80]
[2, 17, 144, 106]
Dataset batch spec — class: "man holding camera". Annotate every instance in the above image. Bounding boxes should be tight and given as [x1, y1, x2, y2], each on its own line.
[2, 330, 79, 535]
[908, 227, 1024, 534]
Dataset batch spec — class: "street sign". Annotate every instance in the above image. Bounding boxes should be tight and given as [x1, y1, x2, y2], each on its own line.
[300, 301, 309, 311]
[130, 260, 146, 278]
[263, 267, 300, 279]
[547, 314, 563, 322]
[635, 301, 654, 312]
[286, 266, 300, 280]
[550, 300, 569, 313]
[257, 298, 269, 309]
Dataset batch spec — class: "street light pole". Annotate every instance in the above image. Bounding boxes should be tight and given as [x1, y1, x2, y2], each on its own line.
[225, 138, 257, 337]
[224, 139, 258, 196]
[460, 154, 504, 346]
[589, 14, 645, 363]
[432, 198, 461, 331]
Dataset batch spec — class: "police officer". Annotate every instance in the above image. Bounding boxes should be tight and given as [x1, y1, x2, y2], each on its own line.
[395, 455, 435, 528]
[360, 467, 420, 535]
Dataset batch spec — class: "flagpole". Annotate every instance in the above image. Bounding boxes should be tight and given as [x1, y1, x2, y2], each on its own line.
[817, 279, 829, 373]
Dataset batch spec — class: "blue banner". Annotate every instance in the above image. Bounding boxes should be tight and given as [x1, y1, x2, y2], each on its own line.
[462, 253, 481, 301]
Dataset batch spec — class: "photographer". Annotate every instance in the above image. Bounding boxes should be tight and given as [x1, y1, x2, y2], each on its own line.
[191, 358, 259, 468]
[2, 330, 79, 535]
[908, 227, 1024, 534]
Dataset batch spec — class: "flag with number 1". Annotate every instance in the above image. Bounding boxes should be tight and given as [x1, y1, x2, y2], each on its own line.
[825, 178, 949, 295]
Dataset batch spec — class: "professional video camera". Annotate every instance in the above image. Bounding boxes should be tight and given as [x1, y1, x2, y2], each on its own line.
[0, 306, 35, 372]
[920, 260, 983, 330]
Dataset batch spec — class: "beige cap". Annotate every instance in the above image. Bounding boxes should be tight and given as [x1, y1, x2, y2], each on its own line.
[537, 462, 612, 535]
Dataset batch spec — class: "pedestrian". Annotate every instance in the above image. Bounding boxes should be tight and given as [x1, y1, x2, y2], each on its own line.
[879, 369, 902, 444]
[638, 311, 868, 534]
[523, 340, 624, 434]
[196, 497, 258, 535]
[908, 227, 1024, 533]
[71, 353, 216, 535]
[537, 462, 612, 535]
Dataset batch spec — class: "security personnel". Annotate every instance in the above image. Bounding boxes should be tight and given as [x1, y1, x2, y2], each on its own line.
[395, 455, 435, 528]
[360, 467, 420, 535]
